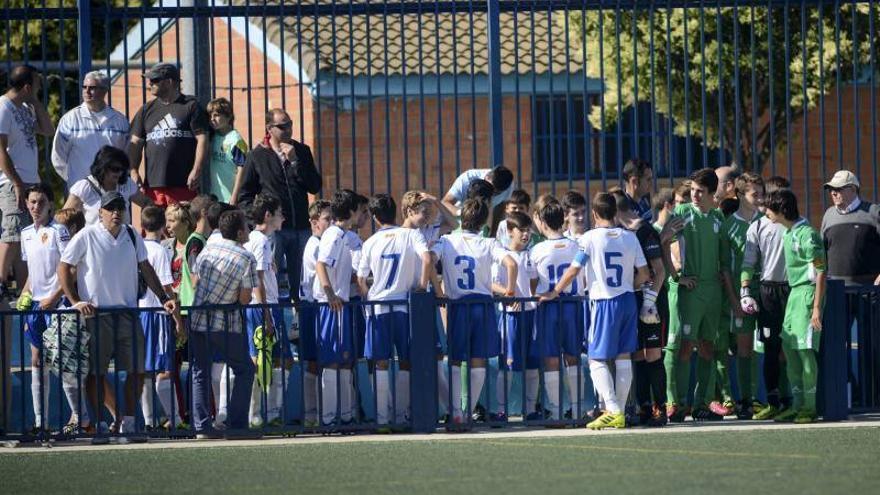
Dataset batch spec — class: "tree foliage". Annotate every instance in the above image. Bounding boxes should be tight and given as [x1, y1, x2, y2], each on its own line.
[571, 2, 879, 172]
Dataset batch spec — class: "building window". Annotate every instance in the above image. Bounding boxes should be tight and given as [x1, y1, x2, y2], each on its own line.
[532, 95, 725, 181]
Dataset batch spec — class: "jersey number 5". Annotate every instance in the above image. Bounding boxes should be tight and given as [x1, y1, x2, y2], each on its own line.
[454, 255, 476, 290]
[605, 251, 623, 288]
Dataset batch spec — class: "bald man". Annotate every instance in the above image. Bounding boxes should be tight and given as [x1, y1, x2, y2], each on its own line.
[715, 165, 741, 217]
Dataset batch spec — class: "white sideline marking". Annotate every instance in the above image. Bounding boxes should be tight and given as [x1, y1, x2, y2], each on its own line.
[3, 417, 879, 454]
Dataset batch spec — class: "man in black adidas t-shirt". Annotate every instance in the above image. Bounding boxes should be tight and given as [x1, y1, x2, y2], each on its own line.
[129, 62, 210, 207]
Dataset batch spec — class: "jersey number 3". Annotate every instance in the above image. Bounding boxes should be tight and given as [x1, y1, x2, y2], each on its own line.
[454, 255, 476, 290]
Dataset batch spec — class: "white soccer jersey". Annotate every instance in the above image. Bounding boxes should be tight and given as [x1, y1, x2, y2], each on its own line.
[418, 218, 443, 247]
[574, 227, 647, 300]
[139, 239, 173, 308]
[21, 221, 70, 301]
[431, 232, 509, 300]
[357, 226, 429, 313]
[313, 225, 352, 302]
[492, 248, 536, 311]
[245, 230, 279, 304]
[344, 230, 363, 297]
[299, 235, 320, 302]
[530, 236, 582, 296]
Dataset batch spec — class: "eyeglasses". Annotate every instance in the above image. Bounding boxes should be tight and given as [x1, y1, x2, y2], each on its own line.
[148, 77, 167, 85]
[829, 186, 851, 194]
[82, 85, 105, 92]
[271, 121, 293, 130]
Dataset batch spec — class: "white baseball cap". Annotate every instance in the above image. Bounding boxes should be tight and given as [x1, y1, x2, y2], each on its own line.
[824, 170, 860, 189]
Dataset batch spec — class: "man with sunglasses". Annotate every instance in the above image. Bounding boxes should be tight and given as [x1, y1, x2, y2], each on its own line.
[820, 170, 880, 287]
[128, 62, 210, 207]
[238, 108, 321, 298]
[52, 71, 130, 185]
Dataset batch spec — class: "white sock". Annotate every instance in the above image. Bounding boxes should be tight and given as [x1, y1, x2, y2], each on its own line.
[395, 370, 410, 423]
[340, 369, 353, 421]
[375, 369, 390, 425]
[565, 365, 581, 410]
[140, 376, 155, 426]
[544, 371, 561, 419]
[30, 366, 50, 428]
[268, 369, 284, 421]
[589, 360, 620, 413]
[524, 369, 539, 414]
[437, 361, 450, 413]
[62, 374, 89, 424]
[211, 363, 224, 409]
[217, 365, 233, 424]
[450, 365, 462, 416]
[155, 377, 181, 425]
[321, 369, 339, 424]
[304, 371, 318, 422]
[614, 359, 633, 412]
[249, 376, 263, 425]
[469, 368, 486, 416]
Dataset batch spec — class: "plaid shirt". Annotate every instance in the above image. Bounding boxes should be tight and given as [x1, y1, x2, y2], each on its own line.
[191, 238, 257, 334]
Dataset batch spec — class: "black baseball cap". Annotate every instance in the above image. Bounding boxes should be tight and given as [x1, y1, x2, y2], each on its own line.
[100, 191, 126, 211]
[143, 62, 180, 81]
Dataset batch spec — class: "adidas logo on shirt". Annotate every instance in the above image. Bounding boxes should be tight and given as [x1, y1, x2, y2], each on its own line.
[146, 113, 194, 142]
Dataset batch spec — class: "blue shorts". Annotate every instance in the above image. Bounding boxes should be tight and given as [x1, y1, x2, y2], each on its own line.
[350, 296, 368, 359]
[245, 307, 291, 359]
[447, 294, 498, 361]
[23, 300, 49, 348]
[498, 309, 538, 371]
[318, 305, 354, 366]
[298, 303, 319, 362]
[587, 293, 639, 360]
[366, 311, 410, 361]
[140, 311, 175, 372]
[537, 301, 583, 358]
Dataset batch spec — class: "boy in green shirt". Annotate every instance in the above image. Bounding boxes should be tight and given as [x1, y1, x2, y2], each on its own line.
[206, 98, 248, 204]
[667, 169, 726, 421]
[762, 189, 826, 424]
[718, 173, 764, 419]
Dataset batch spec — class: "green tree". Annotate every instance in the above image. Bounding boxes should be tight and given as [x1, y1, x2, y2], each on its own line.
[571, 3, 878, 172]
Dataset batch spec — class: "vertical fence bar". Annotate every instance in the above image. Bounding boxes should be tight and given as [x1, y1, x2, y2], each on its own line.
[784, 1, 793, 182]
[871, 0, 878, 202]
[851, 0, 861, 181]
[820, 279, 848, 421]
[819, 2, 828, 211]
[801, 1, 810, 217]
[834, 1, 843, 171]
[488, 0, 503, 170]
[699, 2, 708, 168]
[768, 0, 777, 175]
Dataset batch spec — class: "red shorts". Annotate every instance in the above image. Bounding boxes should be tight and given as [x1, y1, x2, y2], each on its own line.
[144, 186, 197, 207]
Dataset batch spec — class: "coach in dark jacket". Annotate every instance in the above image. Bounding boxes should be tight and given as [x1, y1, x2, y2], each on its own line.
[820, 170, 880, 286]
[238, 108, 321, 297]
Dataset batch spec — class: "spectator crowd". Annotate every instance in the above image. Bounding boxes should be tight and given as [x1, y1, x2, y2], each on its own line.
[2, 62, 879, 440]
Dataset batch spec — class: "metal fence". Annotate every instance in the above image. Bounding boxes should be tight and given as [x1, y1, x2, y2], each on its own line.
[1, 1, 878, 225]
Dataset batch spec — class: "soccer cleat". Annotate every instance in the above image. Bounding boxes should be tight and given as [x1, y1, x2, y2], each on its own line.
[471, 404, 487, 423]
[793, 409, 818, 424]
[752, 405, 779, 420]
[692, 406, 723, 421]
[773, 408, 798, 423]
[709, 401, 733, 417]
[666, 403, 688, 423]
[736, 400, 754, 420]
[637, 404, 653, 426]
[587, 412, 626, 430]
[752, 400, 766, 415]
[648, 404, 668, 427]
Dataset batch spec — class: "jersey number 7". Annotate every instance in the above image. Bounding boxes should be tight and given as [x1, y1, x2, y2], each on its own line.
[380, 253, 401, 289]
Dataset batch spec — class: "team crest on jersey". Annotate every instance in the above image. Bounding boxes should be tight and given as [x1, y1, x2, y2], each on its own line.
[40, 232, 49, 244]
[553, 243, 567, 249]
[713, 221, 720, 233]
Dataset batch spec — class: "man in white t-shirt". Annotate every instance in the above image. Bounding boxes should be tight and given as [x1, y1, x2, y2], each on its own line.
[59, 191, 177, 437]
[51, 71, 130, 185]
[0, 65, 54, 295]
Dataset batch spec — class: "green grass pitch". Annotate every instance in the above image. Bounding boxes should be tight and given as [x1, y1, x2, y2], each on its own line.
[2, 426, 879, 494]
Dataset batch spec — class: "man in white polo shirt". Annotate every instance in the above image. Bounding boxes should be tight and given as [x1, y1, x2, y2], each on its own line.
[51, 71, 130, 185]
[59, 191, 177, 437]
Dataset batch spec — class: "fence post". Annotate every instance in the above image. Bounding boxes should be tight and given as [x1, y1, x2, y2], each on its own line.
[77, 0, 92, 81]
[408, 291, 438, 433]
[819, 279, 848, 421]
[487, 0, 504, 168]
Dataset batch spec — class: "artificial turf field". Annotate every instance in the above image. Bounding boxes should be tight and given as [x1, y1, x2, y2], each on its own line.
[2, 422, 879, 494]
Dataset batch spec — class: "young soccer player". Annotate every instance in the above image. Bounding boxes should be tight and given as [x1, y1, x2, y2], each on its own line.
[668, 168, 726, 421]
[314, 190, 360, 426]
[206, 97, 248, 204]
[299, 200, 332, 427]
[356, 194, 432, 431]
[562, 190, 588, 240]
[491, 211, 537, 421]
[346, 192, 369, 421]
[718, 173, 765, 419]
[431, 198, 516, 426]
[138, 206, 185, 430]
[18, 184, 67, 431]
[543, 192, 650, 429]
[495, 189, 531, 248]
[530, 198, 584, 422]
[610, 190, 667, 426]
[652, 188, 676, 230]
[244, 193, 290, 428]
[761, 189, 825, 424]
[741, 177, 794, 419]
